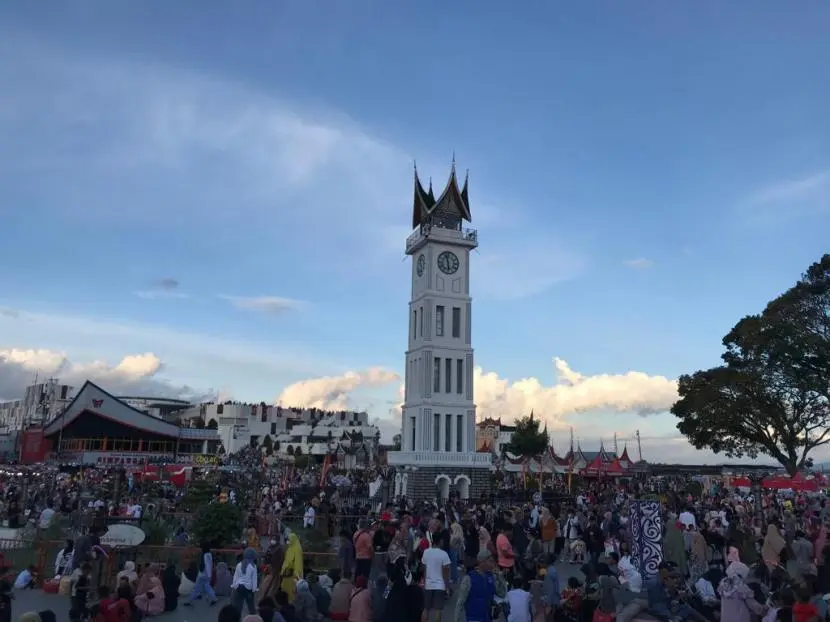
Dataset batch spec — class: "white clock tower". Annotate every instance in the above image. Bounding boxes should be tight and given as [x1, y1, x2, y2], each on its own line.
[388, 161, 491, 501]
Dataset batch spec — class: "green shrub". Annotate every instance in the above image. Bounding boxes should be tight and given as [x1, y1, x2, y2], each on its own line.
[190, 502, 243, 549]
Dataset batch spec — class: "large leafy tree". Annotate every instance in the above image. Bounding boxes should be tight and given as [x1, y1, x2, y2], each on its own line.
[506, 412, 550, 458]
[672, 254, 830, 474]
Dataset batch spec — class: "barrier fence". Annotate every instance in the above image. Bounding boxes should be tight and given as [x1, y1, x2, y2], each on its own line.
[0, 539, 338, 588]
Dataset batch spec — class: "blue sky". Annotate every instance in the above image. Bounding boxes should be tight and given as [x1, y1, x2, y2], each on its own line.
[0, 1, 828, 461]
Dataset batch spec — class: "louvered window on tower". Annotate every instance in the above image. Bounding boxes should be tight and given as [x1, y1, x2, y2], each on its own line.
[436, 305, 444, 336]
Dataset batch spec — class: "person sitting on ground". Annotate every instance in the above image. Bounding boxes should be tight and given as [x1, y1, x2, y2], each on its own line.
[258, 596, 286, 622]
[348, 576, 371, 622]
[13, 565, 37, 590]
[308, 573, 331, 617]
[116, 562, 137, 588]
[329, 569, 354, 621]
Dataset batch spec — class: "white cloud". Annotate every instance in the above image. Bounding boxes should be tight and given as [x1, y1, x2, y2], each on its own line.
[623, 258, 654, 270]
[0, 38, 586, 299]
[742, 169, 830, 223]
[0, 348, 212, 402]
[134, 290, 189, 301]
[748, 170, 830, 207]
[0, 308, 341, 397]
[220, 295, 307, 316]
[475, 358, 677, 425]
[276, 368, 400, 411]
[380, 357, 678, 437]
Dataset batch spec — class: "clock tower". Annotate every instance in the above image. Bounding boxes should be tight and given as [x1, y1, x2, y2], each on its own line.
[388, 161, 492, 502]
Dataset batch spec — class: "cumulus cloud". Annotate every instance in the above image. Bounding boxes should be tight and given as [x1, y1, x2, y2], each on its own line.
[276, 368, 400, 411]
[475, 358, 678, 424]
[378, 357, 678, 436]
[0, 348, 213, 402]
[220, 295, 307, 316]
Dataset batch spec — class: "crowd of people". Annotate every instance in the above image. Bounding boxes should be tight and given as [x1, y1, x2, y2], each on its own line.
[4, 464, 830, 622]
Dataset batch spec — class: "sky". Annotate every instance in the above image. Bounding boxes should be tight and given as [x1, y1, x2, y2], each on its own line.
[0, 1, 828, 463]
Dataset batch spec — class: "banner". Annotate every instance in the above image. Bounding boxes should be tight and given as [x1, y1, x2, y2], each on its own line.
[629, 499, 662, 579]
[19, 429, 48, 464]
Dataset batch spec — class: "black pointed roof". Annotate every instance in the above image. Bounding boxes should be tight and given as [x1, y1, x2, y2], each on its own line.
[412, 162, 472, 229]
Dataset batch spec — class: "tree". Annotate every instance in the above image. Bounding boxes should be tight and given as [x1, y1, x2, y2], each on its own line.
[191, 502, 243, 548]
[262, 435, 274, 456]
[672, 254, 830, 474]
[505, 412, 549, 458]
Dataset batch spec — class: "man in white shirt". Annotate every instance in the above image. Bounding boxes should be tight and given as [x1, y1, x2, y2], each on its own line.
[128, 502, 142, 519]
[421, 532, 451, 622]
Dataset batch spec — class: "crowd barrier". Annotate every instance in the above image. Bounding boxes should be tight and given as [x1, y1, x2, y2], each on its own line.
[0, 539, 338, 588]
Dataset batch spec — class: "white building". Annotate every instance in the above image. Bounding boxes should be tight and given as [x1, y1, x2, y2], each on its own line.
[387, 163, 492, 500]
[0, 379, 74, 432]
[118, 396, 192, 419]
[174, 402, 380, 459]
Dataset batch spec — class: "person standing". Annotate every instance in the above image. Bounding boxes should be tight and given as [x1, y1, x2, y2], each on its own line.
[453, 551, 507, 622]
[184, 543, 217, 607]
[354, 521, 373, 581]
[421, 532, 451, 622]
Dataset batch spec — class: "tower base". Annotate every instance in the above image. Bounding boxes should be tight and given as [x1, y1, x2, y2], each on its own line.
[392, 464, 492, 502]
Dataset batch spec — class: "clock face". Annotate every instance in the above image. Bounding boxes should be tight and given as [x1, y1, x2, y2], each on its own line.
[416, 254, 425, 277]
[437, 251, 460, 275]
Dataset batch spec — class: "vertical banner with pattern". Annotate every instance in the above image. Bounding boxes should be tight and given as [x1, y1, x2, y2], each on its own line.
[629, 499, 663, 579]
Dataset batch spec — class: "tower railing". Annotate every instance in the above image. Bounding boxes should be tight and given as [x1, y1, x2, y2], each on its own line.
[406, 225, 478, 253]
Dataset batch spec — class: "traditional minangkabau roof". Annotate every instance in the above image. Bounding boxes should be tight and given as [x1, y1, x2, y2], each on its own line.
[43, 381, 219, 440]
[412, 160, 472, 229]
[618, 445, 633, 466]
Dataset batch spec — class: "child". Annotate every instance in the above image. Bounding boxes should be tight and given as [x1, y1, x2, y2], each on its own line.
[561, 577, 582, 621]
[506, 576, 532, 622]
[792, 587, 819, 622]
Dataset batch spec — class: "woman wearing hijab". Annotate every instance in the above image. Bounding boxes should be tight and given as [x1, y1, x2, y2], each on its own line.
[281, 533, 304, 604]
[294, 580, 318, 622]
[687, 526, 710, 582]
[161, 562, 180, 611]
[55, 540, 74, 577]
[717, 561, 766, 622]
[215, 562, 233, 597]
[762, 524, 787, 568]
[135, 564, 158, 599]
[662, 519, 688, 577]
[116, 562, 138, 588]
[258, 542, 285, 602]
[134, 567, 165, 616]
[232, 548, 259, 615]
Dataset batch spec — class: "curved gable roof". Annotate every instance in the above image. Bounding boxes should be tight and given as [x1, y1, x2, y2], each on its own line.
[44, 381, 182, 438]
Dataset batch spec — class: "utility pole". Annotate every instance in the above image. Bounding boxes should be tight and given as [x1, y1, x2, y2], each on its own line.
[636, 430, 643, 462]
[613, 432, 619, 457]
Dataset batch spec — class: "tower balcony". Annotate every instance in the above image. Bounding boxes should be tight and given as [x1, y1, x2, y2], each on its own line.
[387, 450, 492, 468]
[406, 224, 478, 255]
